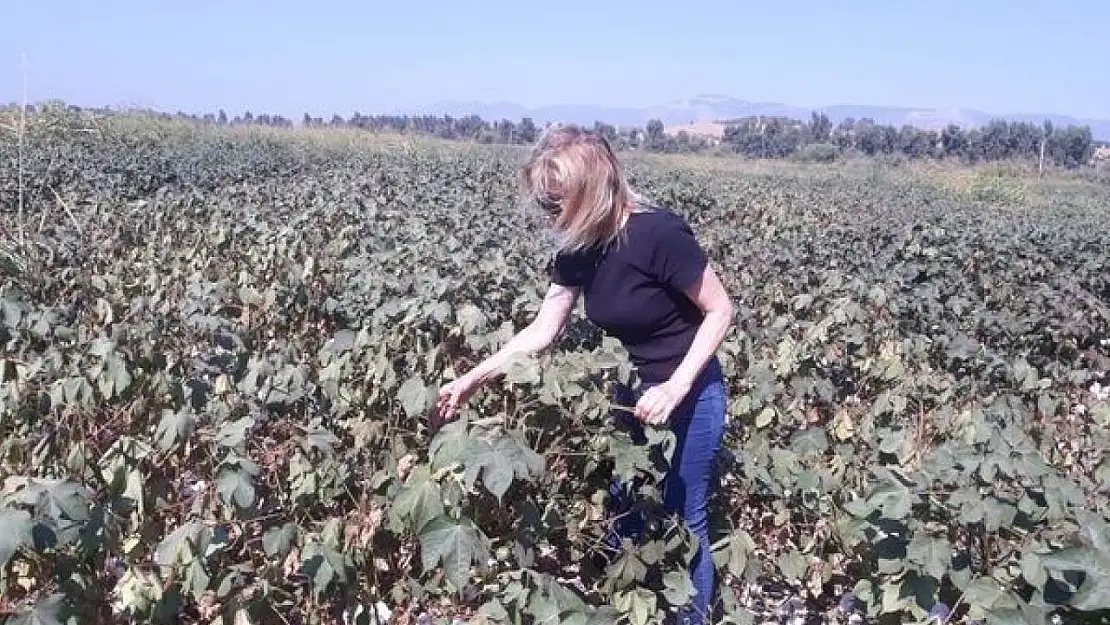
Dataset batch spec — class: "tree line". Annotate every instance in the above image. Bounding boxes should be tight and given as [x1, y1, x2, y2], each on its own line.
[204, 108, 1105, 170]
[8, 101, 1101, 170]
[716, 112, 1096, 169]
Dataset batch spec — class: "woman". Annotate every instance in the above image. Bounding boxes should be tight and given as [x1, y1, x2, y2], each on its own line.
[433, 124, 734, 624]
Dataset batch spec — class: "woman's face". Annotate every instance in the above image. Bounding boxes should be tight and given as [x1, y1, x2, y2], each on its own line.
[537, 196, 563, 223]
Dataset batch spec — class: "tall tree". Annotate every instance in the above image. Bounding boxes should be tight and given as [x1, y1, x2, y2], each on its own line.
[809, 111, 832, 143]
[645, 119, 665, 151]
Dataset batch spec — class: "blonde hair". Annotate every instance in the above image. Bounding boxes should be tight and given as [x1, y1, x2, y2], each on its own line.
[522, 124, 642, 253]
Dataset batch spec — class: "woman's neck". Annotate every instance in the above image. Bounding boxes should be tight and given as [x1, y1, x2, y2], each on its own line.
[620, 199, 649, 228]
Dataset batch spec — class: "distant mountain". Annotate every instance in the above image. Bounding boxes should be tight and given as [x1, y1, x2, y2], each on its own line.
[396, 94, 1110, 141]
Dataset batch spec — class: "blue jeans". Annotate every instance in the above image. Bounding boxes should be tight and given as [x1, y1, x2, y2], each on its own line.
[606, 357, 727, 625]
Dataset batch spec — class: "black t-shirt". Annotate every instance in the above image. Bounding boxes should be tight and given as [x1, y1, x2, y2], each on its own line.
[549, 207, 708, 384]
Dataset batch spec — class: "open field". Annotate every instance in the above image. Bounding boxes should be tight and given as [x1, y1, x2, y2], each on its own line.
[1, 109, 1110, 625]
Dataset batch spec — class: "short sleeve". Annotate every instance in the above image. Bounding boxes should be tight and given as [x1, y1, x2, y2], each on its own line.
[549, 250, 590, 287]
[650, 214, 708, 292]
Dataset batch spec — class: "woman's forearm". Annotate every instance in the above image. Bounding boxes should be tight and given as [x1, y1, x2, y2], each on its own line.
[668, 306, 733, 390]
[462, 324, 551, 387]
[459, 284, 579, 390]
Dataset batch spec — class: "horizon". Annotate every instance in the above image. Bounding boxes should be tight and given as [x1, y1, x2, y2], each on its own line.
[8, 92, 1107, 131]
[1, 0, 1107, 123]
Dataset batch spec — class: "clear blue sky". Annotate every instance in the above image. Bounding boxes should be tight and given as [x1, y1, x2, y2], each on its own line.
[0, 0, 1106, 120]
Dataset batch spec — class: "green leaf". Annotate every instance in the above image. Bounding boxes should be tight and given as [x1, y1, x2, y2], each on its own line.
[216, 463, 257, 509]
[790, 427, 828, 455]
[777, 549, 807, 581]
[4, 479, 92, 549]
[299, 427, 341, 456]
[154, 407, 196, 453]
[463, 432, 545, 501]
[456, 303, 487, 334]
[504, 355, 542, 385]
[419, 516, 489, 589]
[607, 432, 661, 484]
[391, 467, 444, 532]
[398, 376, 431, 418]
[1092, 402, 1110, 427]
[564, 609, 624, 625]
[662, 570, 696, 606]
[1038, 512, 1110, 610]
[429, 418, 472, 470]
[867, 481, 913, 519]
[950, 565, 972, 591]
[982, 497, 1017, 532]
[155, 520, 209, 570]
[881, 355, 904, 381]
[907, 533, 951, 581]
[106, 354, 132, 397]
[526, 591, 559, 624]
[215, 415, 254, 449]
[878, 427, 908, 456]
[713, 530, 755, 578]
[473, 599, 509, 624]
[183, 558, 210, 601]
[606, 544, 648, 587]
[899, 571, 939, 613]
[0, 508, 33, 567]
[962, 577, 1004, 610]
[301, 541, 350, 597]
[44, 481, 92, 522]
[1020, 551, 1047, 588]
[983, 607, 1037, 625]
[262, 523, 297, 559]
[87, 337, 116, 358]
[613, 587, 657, 625]
[842, 496, 874, 518]
[630, 589, 656, 625]
[113, 568, 162, 616]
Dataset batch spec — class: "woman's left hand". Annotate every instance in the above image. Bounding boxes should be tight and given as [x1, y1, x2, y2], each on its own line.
[634, 379, 692, 426]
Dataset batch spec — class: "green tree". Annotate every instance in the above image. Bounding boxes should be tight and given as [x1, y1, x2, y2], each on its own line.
[519, 117, 538, 143]
[593, 121, 618, 147]
[645, 119, 665, 151]
[809, 111, 832, 143]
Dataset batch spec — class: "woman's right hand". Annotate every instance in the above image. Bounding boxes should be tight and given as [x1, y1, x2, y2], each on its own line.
[432, 375, 478, 426]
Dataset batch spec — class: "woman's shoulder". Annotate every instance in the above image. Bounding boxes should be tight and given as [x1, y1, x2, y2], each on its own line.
[629, 205, 696, 239]
[551, 243, 602, 274]
[629, 204, 708, 287]
[554, 242, 604, 262]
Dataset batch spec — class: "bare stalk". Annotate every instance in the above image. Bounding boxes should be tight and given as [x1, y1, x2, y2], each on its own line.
[50, 187, 83, 236]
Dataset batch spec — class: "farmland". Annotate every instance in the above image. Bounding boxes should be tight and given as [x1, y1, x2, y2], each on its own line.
[1, 108, 1110, 625]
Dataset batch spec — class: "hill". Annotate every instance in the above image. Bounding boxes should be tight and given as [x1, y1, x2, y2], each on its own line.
[400, 94, 1110, 141]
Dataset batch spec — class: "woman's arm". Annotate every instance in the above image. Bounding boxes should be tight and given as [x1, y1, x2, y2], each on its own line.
[635, 266, 734, 424]
[669, 266, 734, 389]
[462, 283, 580, 386]
[434, 283, 579, 421]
